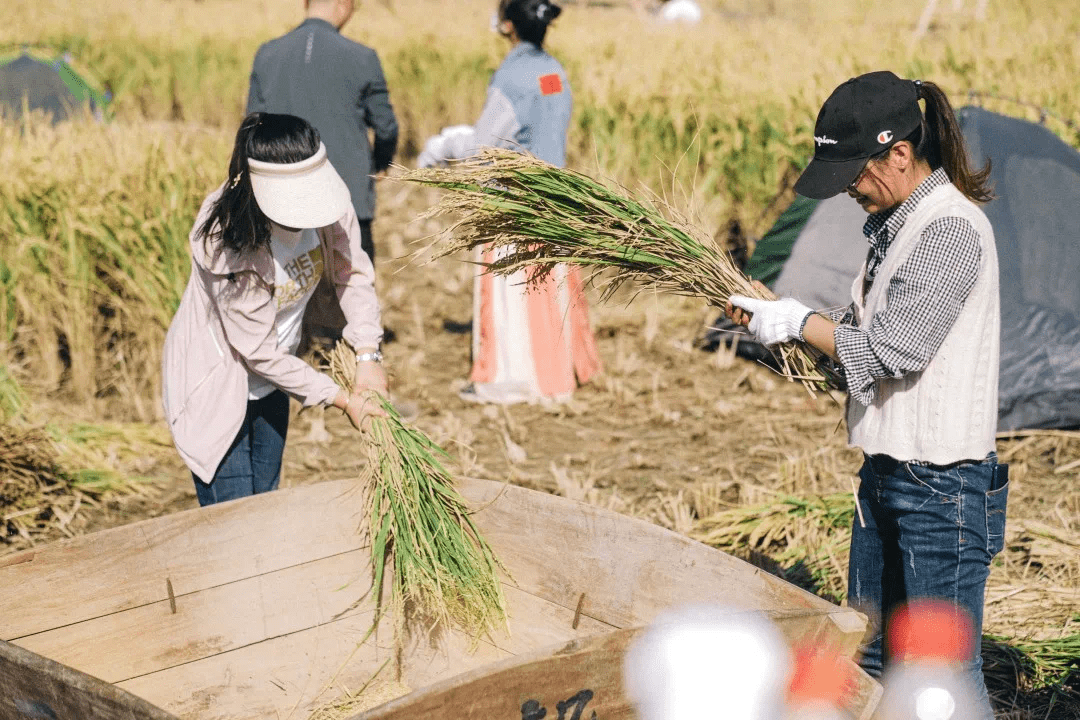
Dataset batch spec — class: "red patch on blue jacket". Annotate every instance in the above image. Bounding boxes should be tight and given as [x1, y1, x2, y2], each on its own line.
[538, 74, 563, 96]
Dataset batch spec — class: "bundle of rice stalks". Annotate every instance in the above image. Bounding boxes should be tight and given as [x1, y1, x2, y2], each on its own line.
[327, 340, 507, 645]
[48, 420, 174, 491]
[0, 423, 77, 544]
[398, 149, 836, 394]
[691, 493, 855, 602]
[1, 416, 162, 548]
[0, 425, 59, 506]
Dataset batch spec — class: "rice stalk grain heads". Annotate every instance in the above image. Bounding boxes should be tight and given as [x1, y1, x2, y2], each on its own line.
[398, 150, 835, 394]
[327, 340, 507, 646]
[691, 493, 855, 602]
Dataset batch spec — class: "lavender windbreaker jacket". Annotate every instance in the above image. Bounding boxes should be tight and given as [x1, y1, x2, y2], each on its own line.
[162, 186, 383, 481]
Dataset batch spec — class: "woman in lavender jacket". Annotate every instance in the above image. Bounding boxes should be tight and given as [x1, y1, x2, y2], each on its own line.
[162, 113, 386, 506]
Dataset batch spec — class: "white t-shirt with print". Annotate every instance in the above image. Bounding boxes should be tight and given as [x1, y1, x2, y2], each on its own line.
[248, 226, 324, 400]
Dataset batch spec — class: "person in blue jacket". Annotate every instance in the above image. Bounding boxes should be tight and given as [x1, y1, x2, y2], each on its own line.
[419, 0, 571, 169]
[419, 0, 602, 404]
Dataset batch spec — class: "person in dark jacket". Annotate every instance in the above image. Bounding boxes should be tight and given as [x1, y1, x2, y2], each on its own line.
[246, 0, 398, 263]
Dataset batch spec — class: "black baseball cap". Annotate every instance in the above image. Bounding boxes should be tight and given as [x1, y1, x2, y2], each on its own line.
[794, 71, 922, 199]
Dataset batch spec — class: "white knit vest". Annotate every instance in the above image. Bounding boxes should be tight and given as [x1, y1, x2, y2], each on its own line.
[847, 183, 999, 464]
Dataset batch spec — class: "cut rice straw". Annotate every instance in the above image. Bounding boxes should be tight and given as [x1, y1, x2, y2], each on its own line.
[327, 340, 507, 647]
[398, 149, 839, 395]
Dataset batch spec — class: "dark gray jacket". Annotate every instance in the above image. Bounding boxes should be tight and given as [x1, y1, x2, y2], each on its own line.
[247, 18, 398, 220]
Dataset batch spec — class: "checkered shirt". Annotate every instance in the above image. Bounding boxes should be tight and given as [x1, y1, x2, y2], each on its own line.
[829, 168, 984, 406]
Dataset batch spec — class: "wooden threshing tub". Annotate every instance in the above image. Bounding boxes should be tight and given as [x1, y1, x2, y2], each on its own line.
[0, 478, 881, 719]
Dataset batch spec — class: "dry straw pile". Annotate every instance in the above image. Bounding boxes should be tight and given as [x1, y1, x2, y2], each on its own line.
[0, 421, 148, 546]
[0, 367, 173, 547]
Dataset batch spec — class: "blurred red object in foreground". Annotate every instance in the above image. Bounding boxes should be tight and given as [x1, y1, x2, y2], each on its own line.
[786, 643, 855, 719]
[878, 599, 984, 720]
[888, 598, 974, 663]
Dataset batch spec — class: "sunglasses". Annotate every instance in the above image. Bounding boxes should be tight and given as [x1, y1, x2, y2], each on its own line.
[847, 159, 871, 192]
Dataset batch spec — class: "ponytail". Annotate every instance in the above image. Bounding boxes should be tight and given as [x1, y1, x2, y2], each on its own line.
[911, 81, 994, 204]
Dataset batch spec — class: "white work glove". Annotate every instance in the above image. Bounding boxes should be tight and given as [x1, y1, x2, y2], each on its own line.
[728, 296, 813, 346]
[417, 134, 448, 169]
[417, 125, 477, 169]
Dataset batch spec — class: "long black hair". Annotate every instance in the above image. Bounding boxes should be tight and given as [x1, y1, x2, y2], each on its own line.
[907, 81, 993, 203]
[499, 0, 562, 47]
[199, 112, 322, 256]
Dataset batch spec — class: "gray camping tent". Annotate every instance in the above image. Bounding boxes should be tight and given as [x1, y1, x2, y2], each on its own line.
[727, 106, 1080, 431]
[0, 50, 110, 123]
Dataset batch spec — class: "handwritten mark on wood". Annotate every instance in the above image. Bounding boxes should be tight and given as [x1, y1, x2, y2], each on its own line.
[521, 699, 547, 720]
[522, 689, 596, 720]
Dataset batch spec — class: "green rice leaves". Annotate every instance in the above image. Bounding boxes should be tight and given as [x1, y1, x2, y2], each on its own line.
[328, 341, 507, 645]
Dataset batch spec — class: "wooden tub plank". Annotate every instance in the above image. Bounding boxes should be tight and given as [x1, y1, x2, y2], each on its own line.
[0, 639, 177, 720]
[115, 612, 509, 720]
[14, 549, 373, 683]
[0, 479, 365, 640]
[461, 481, 866, 653]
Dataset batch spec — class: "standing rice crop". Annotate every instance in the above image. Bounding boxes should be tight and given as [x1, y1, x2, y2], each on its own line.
[398, 149, 837, 394]
[326, 340, 507, 645]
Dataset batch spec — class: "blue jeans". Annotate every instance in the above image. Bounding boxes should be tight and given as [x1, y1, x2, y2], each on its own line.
[192, 390, 290, 506]
[847, 452, 1009, 718]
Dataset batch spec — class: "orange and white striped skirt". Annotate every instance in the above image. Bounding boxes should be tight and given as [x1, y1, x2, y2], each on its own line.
[468, 244, 602, 404]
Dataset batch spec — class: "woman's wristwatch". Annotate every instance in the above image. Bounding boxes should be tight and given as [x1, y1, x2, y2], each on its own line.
[356, 350, 383, 364]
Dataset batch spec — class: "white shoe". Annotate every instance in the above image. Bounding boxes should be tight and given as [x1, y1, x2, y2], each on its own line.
[457, 383, 481, 404]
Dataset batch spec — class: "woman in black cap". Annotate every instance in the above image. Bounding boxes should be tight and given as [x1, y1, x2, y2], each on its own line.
[726, 71, 1007, 717]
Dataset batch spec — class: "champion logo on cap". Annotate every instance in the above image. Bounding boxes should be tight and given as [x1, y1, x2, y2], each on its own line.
[814, 135, 839, 146]
[877, 130, 894, 144]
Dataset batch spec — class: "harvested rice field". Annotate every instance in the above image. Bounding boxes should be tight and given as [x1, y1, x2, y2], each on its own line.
[4, 184, 1077, 716]
[2, 0, 1079, 716]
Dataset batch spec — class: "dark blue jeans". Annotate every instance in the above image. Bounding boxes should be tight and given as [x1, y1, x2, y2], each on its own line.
[192, 390, 290, 507]
[848, 452, 1009, 719]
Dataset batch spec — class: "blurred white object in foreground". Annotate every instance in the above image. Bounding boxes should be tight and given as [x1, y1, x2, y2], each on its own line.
[623, 604, 791, 720]
[877, 600, 984, 720]
[659, 0, 702, 24]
